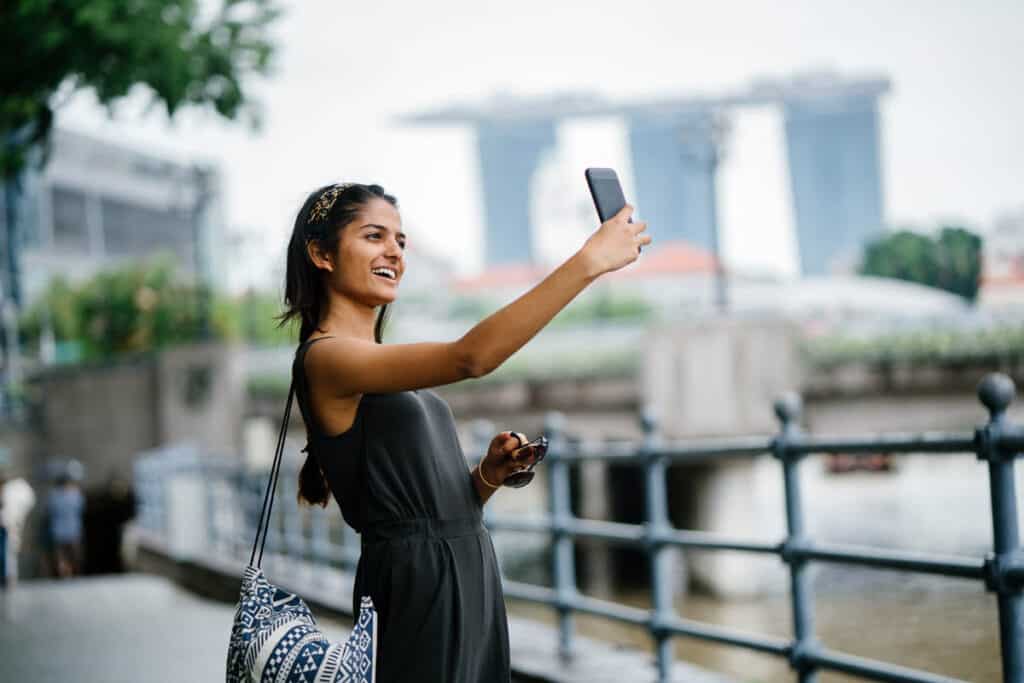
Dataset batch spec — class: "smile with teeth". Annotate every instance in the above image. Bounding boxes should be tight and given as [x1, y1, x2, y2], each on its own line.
[371, 267, 397, 281]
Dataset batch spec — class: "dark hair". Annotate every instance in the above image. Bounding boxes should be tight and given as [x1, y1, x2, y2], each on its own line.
[277, 182, 399, 507]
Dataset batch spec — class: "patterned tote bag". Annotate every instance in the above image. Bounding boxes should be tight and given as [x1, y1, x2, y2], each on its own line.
[226, 381, 378, 683]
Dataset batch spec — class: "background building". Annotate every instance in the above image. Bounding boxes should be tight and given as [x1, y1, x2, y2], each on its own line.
[404, 71, 891, 279]
[10, 128, 223, 307]
[780, 74, 888, 275]
[979, 207, 1024, 310]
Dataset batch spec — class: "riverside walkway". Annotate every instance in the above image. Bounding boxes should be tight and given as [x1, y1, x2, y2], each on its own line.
[0, 573, 735, 682]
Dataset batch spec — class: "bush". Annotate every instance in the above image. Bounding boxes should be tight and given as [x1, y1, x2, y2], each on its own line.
[19, 256, 296, 361]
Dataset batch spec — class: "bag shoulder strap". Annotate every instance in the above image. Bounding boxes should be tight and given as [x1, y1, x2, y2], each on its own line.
[248, 378, 295, 569]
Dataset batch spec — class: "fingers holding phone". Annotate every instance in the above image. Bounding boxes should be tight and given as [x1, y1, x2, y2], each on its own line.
[583, 168, 653, 275]
[584, 204, 651, 275]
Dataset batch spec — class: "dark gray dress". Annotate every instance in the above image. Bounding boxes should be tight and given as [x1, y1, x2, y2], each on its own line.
[292, 336, 511, 682]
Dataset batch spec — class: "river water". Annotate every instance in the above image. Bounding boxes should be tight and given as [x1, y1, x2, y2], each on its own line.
[507, 565, 1000, 682]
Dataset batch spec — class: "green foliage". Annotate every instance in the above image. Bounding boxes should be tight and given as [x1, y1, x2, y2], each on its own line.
[247, 371, 291, 400]
[231, 289, 297, 347]
[449, 289, 655, 326]
[549, 289, 655, 327]
[1, 0, 279, 177]
[803, 324, 1024, 368]
[859, 226, 983, 302]
[19, 257, 294, 361]
[447, 295, 498, 321]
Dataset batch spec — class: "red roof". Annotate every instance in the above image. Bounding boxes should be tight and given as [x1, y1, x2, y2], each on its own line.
[981, 275, 1024, 287]
[451, 240, 716, 293]
[452, 262, 546, 294]
[604, 240, 717, 281]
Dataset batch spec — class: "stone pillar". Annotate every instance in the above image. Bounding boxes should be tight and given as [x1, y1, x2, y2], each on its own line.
[641, 318, 801, 597]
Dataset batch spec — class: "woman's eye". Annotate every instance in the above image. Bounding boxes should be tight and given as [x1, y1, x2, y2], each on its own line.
[369, 233, 406, 249]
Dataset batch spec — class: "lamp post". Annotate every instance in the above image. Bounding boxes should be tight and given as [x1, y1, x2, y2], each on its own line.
[678, 113, 730, 313]
[189, 164, 213, 342]
[1, 128, 31, 419]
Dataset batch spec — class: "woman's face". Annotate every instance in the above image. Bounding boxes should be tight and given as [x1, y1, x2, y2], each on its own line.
[332, 197, 406, 306]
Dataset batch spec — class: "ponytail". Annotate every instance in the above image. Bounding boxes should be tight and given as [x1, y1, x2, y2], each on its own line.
[297, 450, 330, 508]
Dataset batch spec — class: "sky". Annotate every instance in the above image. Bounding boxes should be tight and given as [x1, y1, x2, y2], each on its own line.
[58, 0, 1024, 290]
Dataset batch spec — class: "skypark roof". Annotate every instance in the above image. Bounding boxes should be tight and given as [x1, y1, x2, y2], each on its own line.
[398, 71, 891, 124]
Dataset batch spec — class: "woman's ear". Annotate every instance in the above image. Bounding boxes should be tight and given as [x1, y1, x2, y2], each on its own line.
[306, 239, 335, 273]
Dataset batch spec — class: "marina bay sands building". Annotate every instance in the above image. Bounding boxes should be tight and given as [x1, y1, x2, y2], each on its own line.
[401, 72, 890, 276]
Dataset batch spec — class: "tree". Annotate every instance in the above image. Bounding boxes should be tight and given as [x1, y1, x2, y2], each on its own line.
[859, 225, 983, 302]
[0, 0, 279, 178]
[934, 227, 983, 301]
[20, 257, 296, 361]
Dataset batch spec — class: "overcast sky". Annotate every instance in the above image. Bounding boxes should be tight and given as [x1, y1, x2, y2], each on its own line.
[59, 0, 1024, 289]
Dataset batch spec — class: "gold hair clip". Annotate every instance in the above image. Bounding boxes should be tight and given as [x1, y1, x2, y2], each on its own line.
[307, 183, 355, 224]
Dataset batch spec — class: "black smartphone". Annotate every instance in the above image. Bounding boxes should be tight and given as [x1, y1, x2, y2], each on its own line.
[585, 167, 632, 223]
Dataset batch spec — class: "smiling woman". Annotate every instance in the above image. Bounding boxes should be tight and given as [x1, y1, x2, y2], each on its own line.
[269, 180, 649, 682]
[272, 182, 517, 682]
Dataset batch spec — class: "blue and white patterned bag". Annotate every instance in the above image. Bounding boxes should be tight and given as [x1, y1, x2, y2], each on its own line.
[226, 383, 377, 683]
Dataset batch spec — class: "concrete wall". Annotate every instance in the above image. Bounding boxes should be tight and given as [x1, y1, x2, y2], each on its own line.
[32, 353, 161, 487]
[639, 319, 800, 596]
[642, 317, 802, 438]
[29, 342, 247, 488]
[16, 343, 246, 579]
[155, 343, 247, 457]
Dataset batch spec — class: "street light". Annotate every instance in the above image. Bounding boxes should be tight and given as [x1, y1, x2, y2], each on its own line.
[677, 113, 730, 313]
[174, 163, 214, 342]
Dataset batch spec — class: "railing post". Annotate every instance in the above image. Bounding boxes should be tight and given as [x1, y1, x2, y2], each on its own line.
[641, 407, 674, 682]
[472, 419, 497, 528]
[203, 461, 218, 554]
[546, 410, 576, 659]
[773, 392, 818, 683]
[341, 522, 359, 571]
[976, 373, 1024, 683]
[310, 505, 329, 588]
[282, 463, 303, 576]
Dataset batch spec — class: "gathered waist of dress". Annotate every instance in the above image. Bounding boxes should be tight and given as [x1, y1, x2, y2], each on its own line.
[360, 515, 485, 546]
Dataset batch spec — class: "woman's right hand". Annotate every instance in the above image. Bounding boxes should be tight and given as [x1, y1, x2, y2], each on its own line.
[579, 204, 651, 277]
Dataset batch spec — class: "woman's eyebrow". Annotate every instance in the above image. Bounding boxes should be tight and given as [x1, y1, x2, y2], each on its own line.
[359, 223, 407, 239]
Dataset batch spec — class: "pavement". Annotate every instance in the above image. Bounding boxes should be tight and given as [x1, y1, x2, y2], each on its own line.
[0, 572, 736, 682]
[0, 573, 352, 682]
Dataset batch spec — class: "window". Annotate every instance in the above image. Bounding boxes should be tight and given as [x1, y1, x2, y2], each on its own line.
[51, 186, 89, 251]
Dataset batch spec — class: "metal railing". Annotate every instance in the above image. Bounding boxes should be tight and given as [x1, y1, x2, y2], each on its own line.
[482, 371, 1022, 683]
[134, 372, 1022, 683]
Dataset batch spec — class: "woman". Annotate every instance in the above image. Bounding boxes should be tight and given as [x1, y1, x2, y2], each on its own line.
[280, 182, 649, 682]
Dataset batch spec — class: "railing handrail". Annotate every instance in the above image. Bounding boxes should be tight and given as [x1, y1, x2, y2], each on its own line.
[135, 371, 1022, 683]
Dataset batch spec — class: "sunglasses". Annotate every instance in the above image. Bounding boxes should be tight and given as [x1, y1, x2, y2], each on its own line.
[502, 435, 549, 488]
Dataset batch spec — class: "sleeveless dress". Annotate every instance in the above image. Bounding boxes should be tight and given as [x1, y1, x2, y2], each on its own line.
[291, 336, 512, 682]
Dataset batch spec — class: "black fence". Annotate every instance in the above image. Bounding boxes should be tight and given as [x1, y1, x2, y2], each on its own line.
[485, 372, 1022, 683]
[135, 372, 1021, 682]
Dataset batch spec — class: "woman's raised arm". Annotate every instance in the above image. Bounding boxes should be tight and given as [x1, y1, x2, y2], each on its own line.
[306, 203, 649, 395]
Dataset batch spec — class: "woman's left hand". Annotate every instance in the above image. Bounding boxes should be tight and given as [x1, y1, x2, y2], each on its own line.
[481, 431, 541, 486]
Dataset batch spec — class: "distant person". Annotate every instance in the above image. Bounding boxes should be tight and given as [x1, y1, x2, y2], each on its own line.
[0, 468, 6, 587]
[279, 182, 649, 681]
[0, 454, 37, 589]
[83, 473, 137, 575]
[46, 469, 85, 578]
